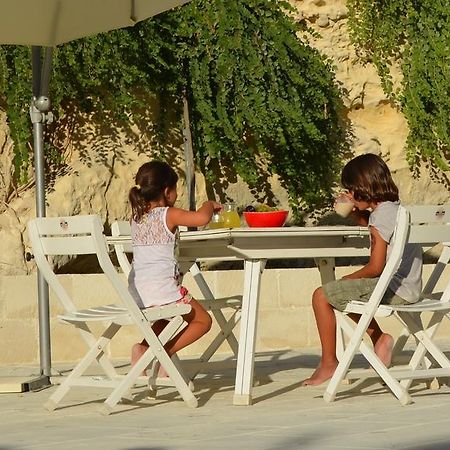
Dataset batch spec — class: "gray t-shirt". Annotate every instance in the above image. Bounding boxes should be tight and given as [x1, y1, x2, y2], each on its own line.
[369, 201, 422, 303]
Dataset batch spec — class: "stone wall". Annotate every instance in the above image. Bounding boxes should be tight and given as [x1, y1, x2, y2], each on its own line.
[2, 264, 450, 367]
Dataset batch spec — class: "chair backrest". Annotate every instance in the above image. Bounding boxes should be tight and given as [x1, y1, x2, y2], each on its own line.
[406, 205, 450, 300]
[111, 220, 132, 277]
[364, 205, 410, 307]
[407, 205, 450, 246]
[28, 215, 106, 313]
[28, 215, 145, 320]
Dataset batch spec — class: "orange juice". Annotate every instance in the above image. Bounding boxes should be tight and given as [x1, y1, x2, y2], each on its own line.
[221, 210, 241, 228]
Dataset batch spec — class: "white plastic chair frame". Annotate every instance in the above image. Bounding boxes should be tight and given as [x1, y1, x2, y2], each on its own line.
[325, 205, 450, 405]
[28, 215, 197, 414]
[110, 220, 242, 377]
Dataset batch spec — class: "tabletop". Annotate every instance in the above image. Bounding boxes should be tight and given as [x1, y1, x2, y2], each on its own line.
[178, 226, 370, 261]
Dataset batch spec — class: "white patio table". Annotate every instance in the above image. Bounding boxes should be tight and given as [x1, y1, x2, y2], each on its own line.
[177, 226, 370, 405]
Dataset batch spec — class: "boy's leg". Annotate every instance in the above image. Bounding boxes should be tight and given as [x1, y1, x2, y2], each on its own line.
[302, 287, 339, 386]
[348, 313, 394, 367]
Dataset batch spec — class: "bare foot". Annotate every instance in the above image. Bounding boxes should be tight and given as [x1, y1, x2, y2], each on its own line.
[131, 342, 149, 376]
[157, 363, 168, 378]
[301, 361, 338, 386]
[374, 333, 394, 368]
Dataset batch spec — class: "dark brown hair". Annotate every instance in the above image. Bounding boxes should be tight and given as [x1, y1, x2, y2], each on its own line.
[129, 161, 178, 222]
[341, 153, 399, 203]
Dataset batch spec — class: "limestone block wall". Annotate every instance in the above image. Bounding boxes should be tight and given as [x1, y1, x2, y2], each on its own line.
[1, 264, 450, 368]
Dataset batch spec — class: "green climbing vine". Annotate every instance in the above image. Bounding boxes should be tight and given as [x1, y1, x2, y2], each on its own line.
[0, 0, 349, 217]
[347, 0, 450, 175]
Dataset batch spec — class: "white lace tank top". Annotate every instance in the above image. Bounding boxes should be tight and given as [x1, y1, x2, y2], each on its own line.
[128, 207, 182, 308]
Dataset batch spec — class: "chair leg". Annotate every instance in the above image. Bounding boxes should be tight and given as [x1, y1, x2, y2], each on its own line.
[101, 350, 156, 415]
[190, 263, 240, 355]
[335, 312, 346, 361]
[46, 323, 121, 411]
[399, 311, 450, 390]
[190, 310, 240, 378]
[324, 314, 365, 403]
[324, 314, 412, 406]
[209, 308, 239, 355]
[77, 322, 120, 379]
[101, 316, 197, 414]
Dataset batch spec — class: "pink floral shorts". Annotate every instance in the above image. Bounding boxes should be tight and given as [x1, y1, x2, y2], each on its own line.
[176, 286, 193, 304]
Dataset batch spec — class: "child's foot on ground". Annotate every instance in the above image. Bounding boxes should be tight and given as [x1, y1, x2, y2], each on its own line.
[131, 342, 149, 376]
[374, 333, 394, 367]
[300, 361, 338, 386]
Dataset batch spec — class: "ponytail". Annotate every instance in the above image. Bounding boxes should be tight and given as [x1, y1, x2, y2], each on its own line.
[129, 186, 148, 222]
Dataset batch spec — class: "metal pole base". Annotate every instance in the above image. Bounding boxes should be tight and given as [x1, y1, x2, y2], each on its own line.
[0, 375, 51, 393]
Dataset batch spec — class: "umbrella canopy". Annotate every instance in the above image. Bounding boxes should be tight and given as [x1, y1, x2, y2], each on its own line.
[0, 0, 192, 384]
[0, 0, 190, 46]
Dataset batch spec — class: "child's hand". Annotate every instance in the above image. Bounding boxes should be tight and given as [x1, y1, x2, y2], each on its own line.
[210, 201, 222, 212]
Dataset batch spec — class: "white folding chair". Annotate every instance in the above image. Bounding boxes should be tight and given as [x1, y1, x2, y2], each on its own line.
[28, 215, 198, 414]
[324, 205, 450, 405]
[111, 220, 242, 377]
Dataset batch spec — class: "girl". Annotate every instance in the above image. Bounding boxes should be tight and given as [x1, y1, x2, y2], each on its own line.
[128, 160, 220, 373]
[302, 153, 423, 386]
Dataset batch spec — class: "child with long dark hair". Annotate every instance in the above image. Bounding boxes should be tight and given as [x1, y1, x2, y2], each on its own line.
[302, 153, 423, 386]
[128, 160, 221, 372]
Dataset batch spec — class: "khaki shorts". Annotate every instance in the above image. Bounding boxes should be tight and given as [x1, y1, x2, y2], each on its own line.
[323, 278, 408, 312]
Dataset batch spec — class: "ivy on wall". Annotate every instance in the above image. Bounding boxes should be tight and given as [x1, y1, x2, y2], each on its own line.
[347, 0, 450, 176]
[0, 0, 349, 218]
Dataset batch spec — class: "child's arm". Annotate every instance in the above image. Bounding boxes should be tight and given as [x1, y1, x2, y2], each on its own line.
[166, 201, 222, 231]
[343, 226, 387, 279]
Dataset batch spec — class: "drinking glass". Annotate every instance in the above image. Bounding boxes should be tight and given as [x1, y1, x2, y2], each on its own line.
[334, 194, 354, 218]
[209, 212, 225, 229]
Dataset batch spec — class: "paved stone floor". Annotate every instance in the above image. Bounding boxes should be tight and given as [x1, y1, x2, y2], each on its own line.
[1, 350, 450, 450]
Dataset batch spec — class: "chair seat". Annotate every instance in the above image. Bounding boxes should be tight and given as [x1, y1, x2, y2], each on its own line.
[58, 304, 133, 325]
[141, 302, 191, 321]
[344, 297, 450, 317]
[389, 297, 450, 313]
[344, 301, 393, 317]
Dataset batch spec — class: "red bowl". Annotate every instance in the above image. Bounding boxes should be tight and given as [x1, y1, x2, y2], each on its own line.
[243, 210, 288, 227]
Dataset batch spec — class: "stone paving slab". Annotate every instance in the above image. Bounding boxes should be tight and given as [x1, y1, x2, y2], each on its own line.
[1, 350, 450, 450]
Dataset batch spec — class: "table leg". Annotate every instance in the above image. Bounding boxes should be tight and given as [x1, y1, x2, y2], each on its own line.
[314, 257, 336, 284]
[233, 259, 264, 406]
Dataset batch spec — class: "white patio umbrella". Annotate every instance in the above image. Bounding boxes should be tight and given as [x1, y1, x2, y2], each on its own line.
[0, 0, 191, 388]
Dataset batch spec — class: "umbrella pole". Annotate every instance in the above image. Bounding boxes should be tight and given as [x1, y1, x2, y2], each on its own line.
[182, 88, 195, 212]
[29, 46, 53, 387]
[33, 120, 51, 379]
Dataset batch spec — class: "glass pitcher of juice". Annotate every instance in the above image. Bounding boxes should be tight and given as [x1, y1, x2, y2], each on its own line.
[221, 203, 241, 228]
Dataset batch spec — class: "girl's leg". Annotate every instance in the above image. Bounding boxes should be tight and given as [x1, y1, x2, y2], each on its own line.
[131, 319, 168, 375]
[132, 301, 212, 377]
[302, 287, 339, 386]
[348, 313, 394, 367]
[165, 299, 212, 356]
